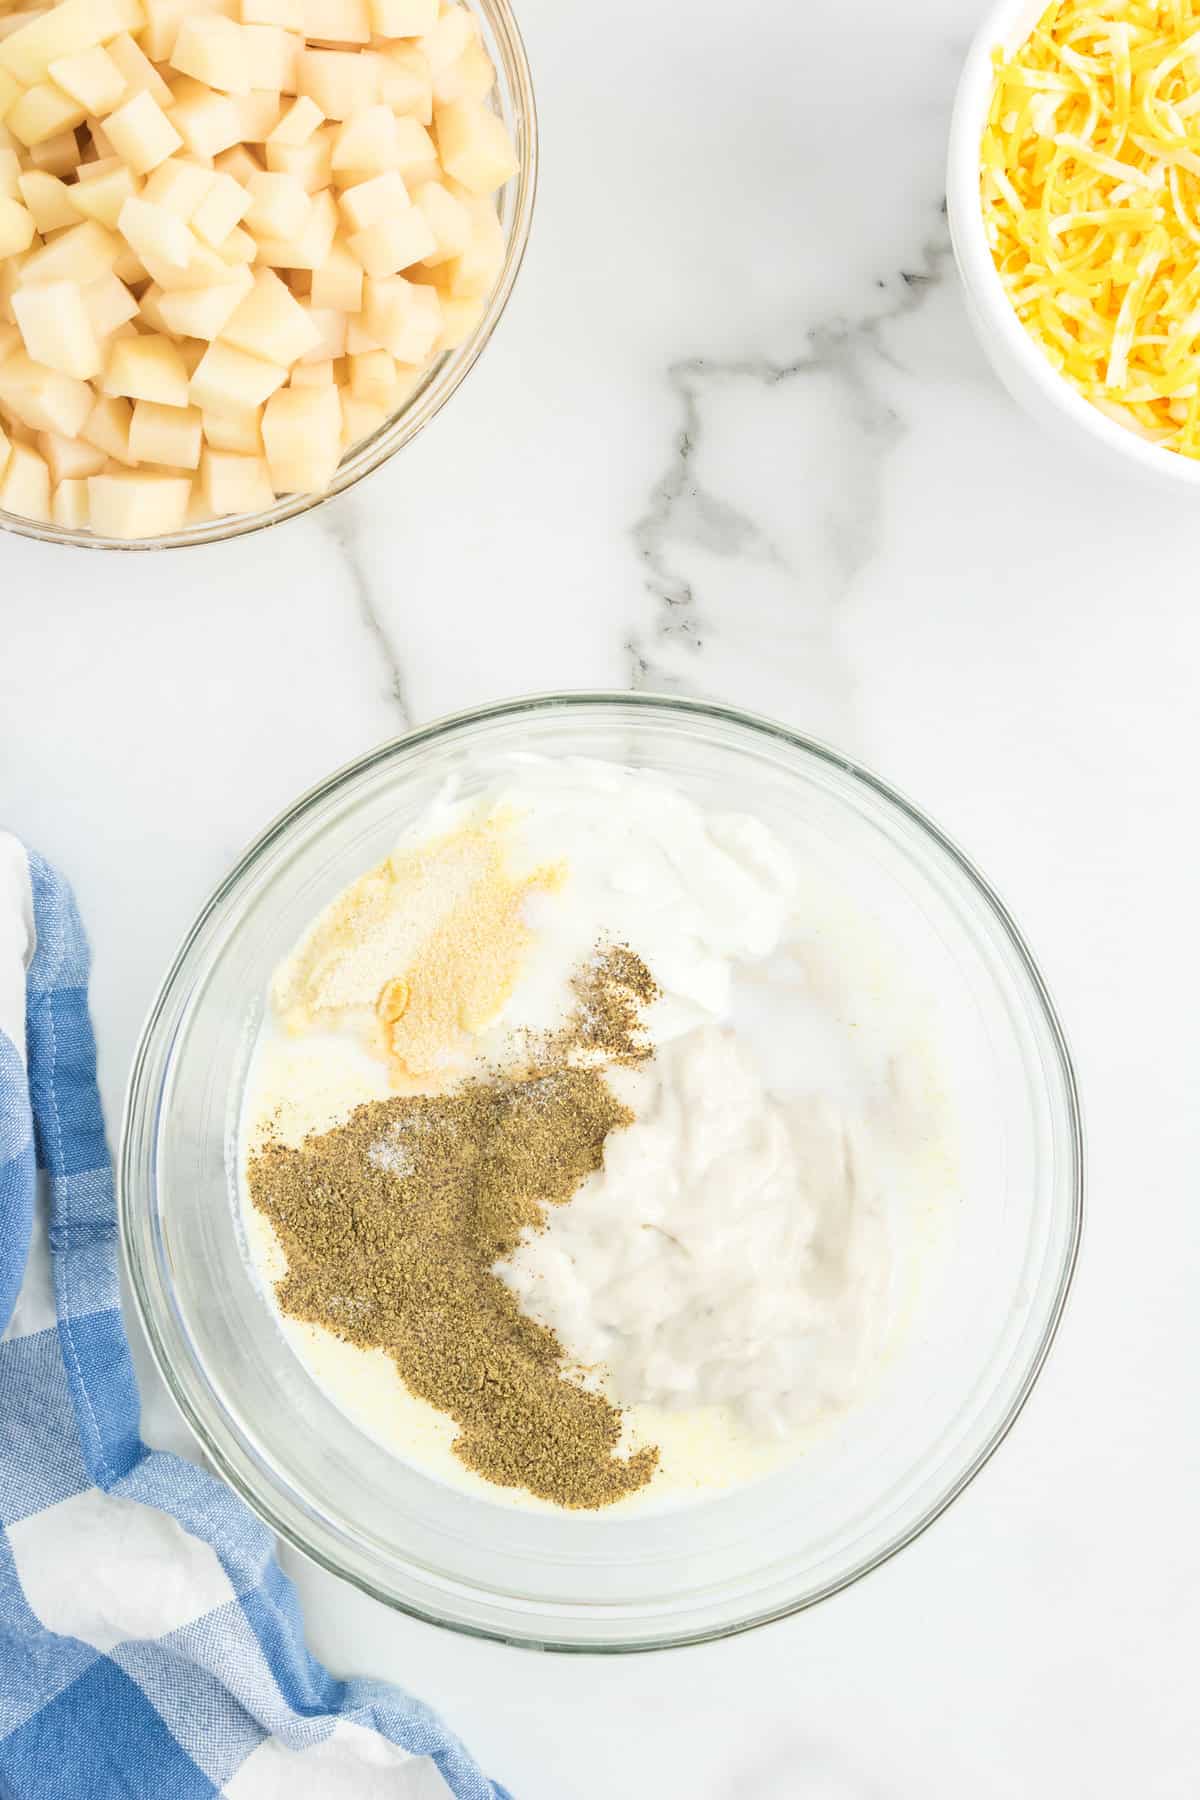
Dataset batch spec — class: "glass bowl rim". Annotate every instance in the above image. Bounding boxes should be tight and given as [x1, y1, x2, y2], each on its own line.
[118, 689, 1085, 1652]
[0, 0, 538, 554]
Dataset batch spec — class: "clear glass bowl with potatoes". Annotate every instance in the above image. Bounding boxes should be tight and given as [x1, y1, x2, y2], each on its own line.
[0, 0, 535, 547]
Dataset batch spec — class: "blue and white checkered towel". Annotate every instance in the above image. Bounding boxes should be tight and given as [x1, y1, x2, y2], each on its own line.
[0, 834, 510, 1800]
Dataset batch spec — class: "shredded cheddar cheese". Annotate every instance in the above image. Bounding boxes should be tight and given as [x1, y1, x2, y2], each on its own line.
[983, 0, 1200, 453]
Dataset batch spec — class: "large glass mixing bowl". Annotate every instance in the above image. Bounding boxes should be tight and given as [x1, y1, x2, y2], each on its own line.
[120, 693, 1083, 1650]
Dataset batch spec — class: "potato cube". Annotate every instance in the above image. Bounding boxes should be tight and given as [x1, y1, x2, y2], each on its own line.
[242, 0, 302, 26]
[128, 396, 203, 466]
[17, 169, 78, 232]
[52, 475, 90, 528]
[243, 168, 309, 238]
[343, 313, 379, 354]
[310, 233, 360, 310]
[294, 299, 343, 359]
[268, 94, 321, 146]
[68, 162, 139, 226]
[0, 439, 50, 521]
[330, 103, 403, 175]
[297, 47, 375, 119]
[104, 332, 190, 405]
[253, 182, 335, 266]
[200, 444, 272, 512]
[219, 265, 319, 362]
[190, 338, 286, 412]
[302, 0, 369, 44]
[106, 90, 183, 173]
[12, 280, 103, 378]
[412, 177, 467, 263]
[87, 469, 192, 537]
[0, 0, 144, 88]
[434, 37, 493, 106]
[213, 142, 262, 184]
[337, 167, 406, 230]
[243, 24, 300, 93]
[435, 99, 514, 193]
[0, 319, 19, 363]
[81, 269, 139, 335]
[106, 33, 176, 108]
[347, 204, 434, 276]
[144, 156, 215, 218]
[422, 5, 475, 77]
[339, 389, 385, 450]
[260, 380, 339, 491]
[0, 350, 94, 435]
[142, 0, 187, 61]
[20, 219, 121, 285]
[45, 46, 122, 117]
[361, 270, 439, 359]
[0, 67, 21, 123]
[157, 263, 252, 336]
[190, 169, 249, 243]
[264, 129, 330, 191]
[288, 356, 331, 385]
[0, 195, 35, 258]
[81, 390, 136, 462]
[38, 429, 107, 481]
[119, 193, 194, 266]
[445, 189, 500, 296]
[215, 220, 255, 261]
[348, 345, 395, 406]
[7, 82, 88, 148]
[171, 87, 241, 157]
[368, 0, 435, 35]
[27, 129, 81, 176]
[0, 148, 17, 200]
[201, 402, 261, 451]
[138, 235, 228, 291]
[375, 43, 431, 123]
[170, 16, 249, 94]
[233, 90, 284, 142]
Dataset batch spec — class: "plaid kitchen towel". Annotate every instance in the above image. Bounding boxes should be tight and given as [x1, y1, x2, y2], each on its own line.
[0, 833, 510, 1800]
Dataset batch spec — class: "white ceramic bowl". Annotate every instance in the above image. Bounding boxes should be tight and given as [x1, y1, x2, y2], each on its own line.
[947, 0, 1200, 489]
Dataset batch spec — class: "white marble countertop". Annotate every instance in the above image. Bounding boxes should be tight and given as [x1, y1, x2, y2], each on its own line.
[3, 0, 1198, 1792]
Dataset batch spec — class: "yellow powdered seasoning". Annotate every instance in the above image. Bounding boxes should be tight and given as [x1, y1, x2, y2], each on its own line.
[272, 814, 562, 1087]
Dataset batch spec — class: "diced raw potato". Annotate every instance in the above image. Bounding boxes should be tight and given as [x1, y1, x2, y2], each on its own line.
[243, 24, 300, 94]
[106, 90, 183, 173]
[268, 94, 322, 146]
[215, 220, 255, 260]
[87, 469, 191, 536]
[0, 68, 21, 123]
[137, 279, 169, 327]
[343, 312, 378, 353]
[201, 401, 260, 450]
[337, 167, 408, 234]
[170, 16, 249, 94]
[0, 349, 93, 434]
[445, 187, 500, 295]
[361, 269, 438, 359]
[368, 0, 435, 36]
[0, 320, 19, 363]
[144, 155, 214, 217]
[29, 128, 82, 175]
[243, 167, 308, 237]
[348, 344, 394, 406]
[12, 279, 102, 377]
[297, 47, 375, 120]
[81, 390, 136, 461]
[347, 203, 433, 276]
[190, 168, 248, 243]
[0, 149, 17, 199]
[81, 268, 139, 334]
[104, 330, 190, 404]
[189, 336, 286, 411]
[128, 394, 202, 463]
[177, 336, 206, 377]
[288, 355, 331, 384]
[200, 443, 272, 511]
[261, 378, 339, 489]
[310, 231, 359, 309]
[52, 474, 90, 526]
[17, 168, 78, 231]
[330, 102, 403, 174]
[157, 261, 251, 334]
[0, 439, 50, 519]
[171, 86, 240, 156]
[233, 90, 284, 142]
[69, 162, 138, 226]
[106, 32, 176, 108]
[38, 427, 107, 480]
[294, 298, 343, 358]
[339, 388, 384, 448]
[433, 38, 492, 107]
[375, 44, 430, 124]
[138, 234, 227, 290]
[0, 194, 30, 259]
[47, 44, 124, 114]
[141, 0, 186, 62]
[220, 265, 319, 361]
[213, 142, 261, 184]
[423, 5, 475, 78]
[412, 177, 466, 263]
[20, 218, 120, 284]
[302, 0, 369, 45]
[242, 0, 302, 27]
[434, 99, 515, 193]
[0, 0, 145, 89]
[253, 181, 334, 265]
[7, 82, 89, 148]
[119, 193, 194, 266]
[265, 128, 329, 190]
